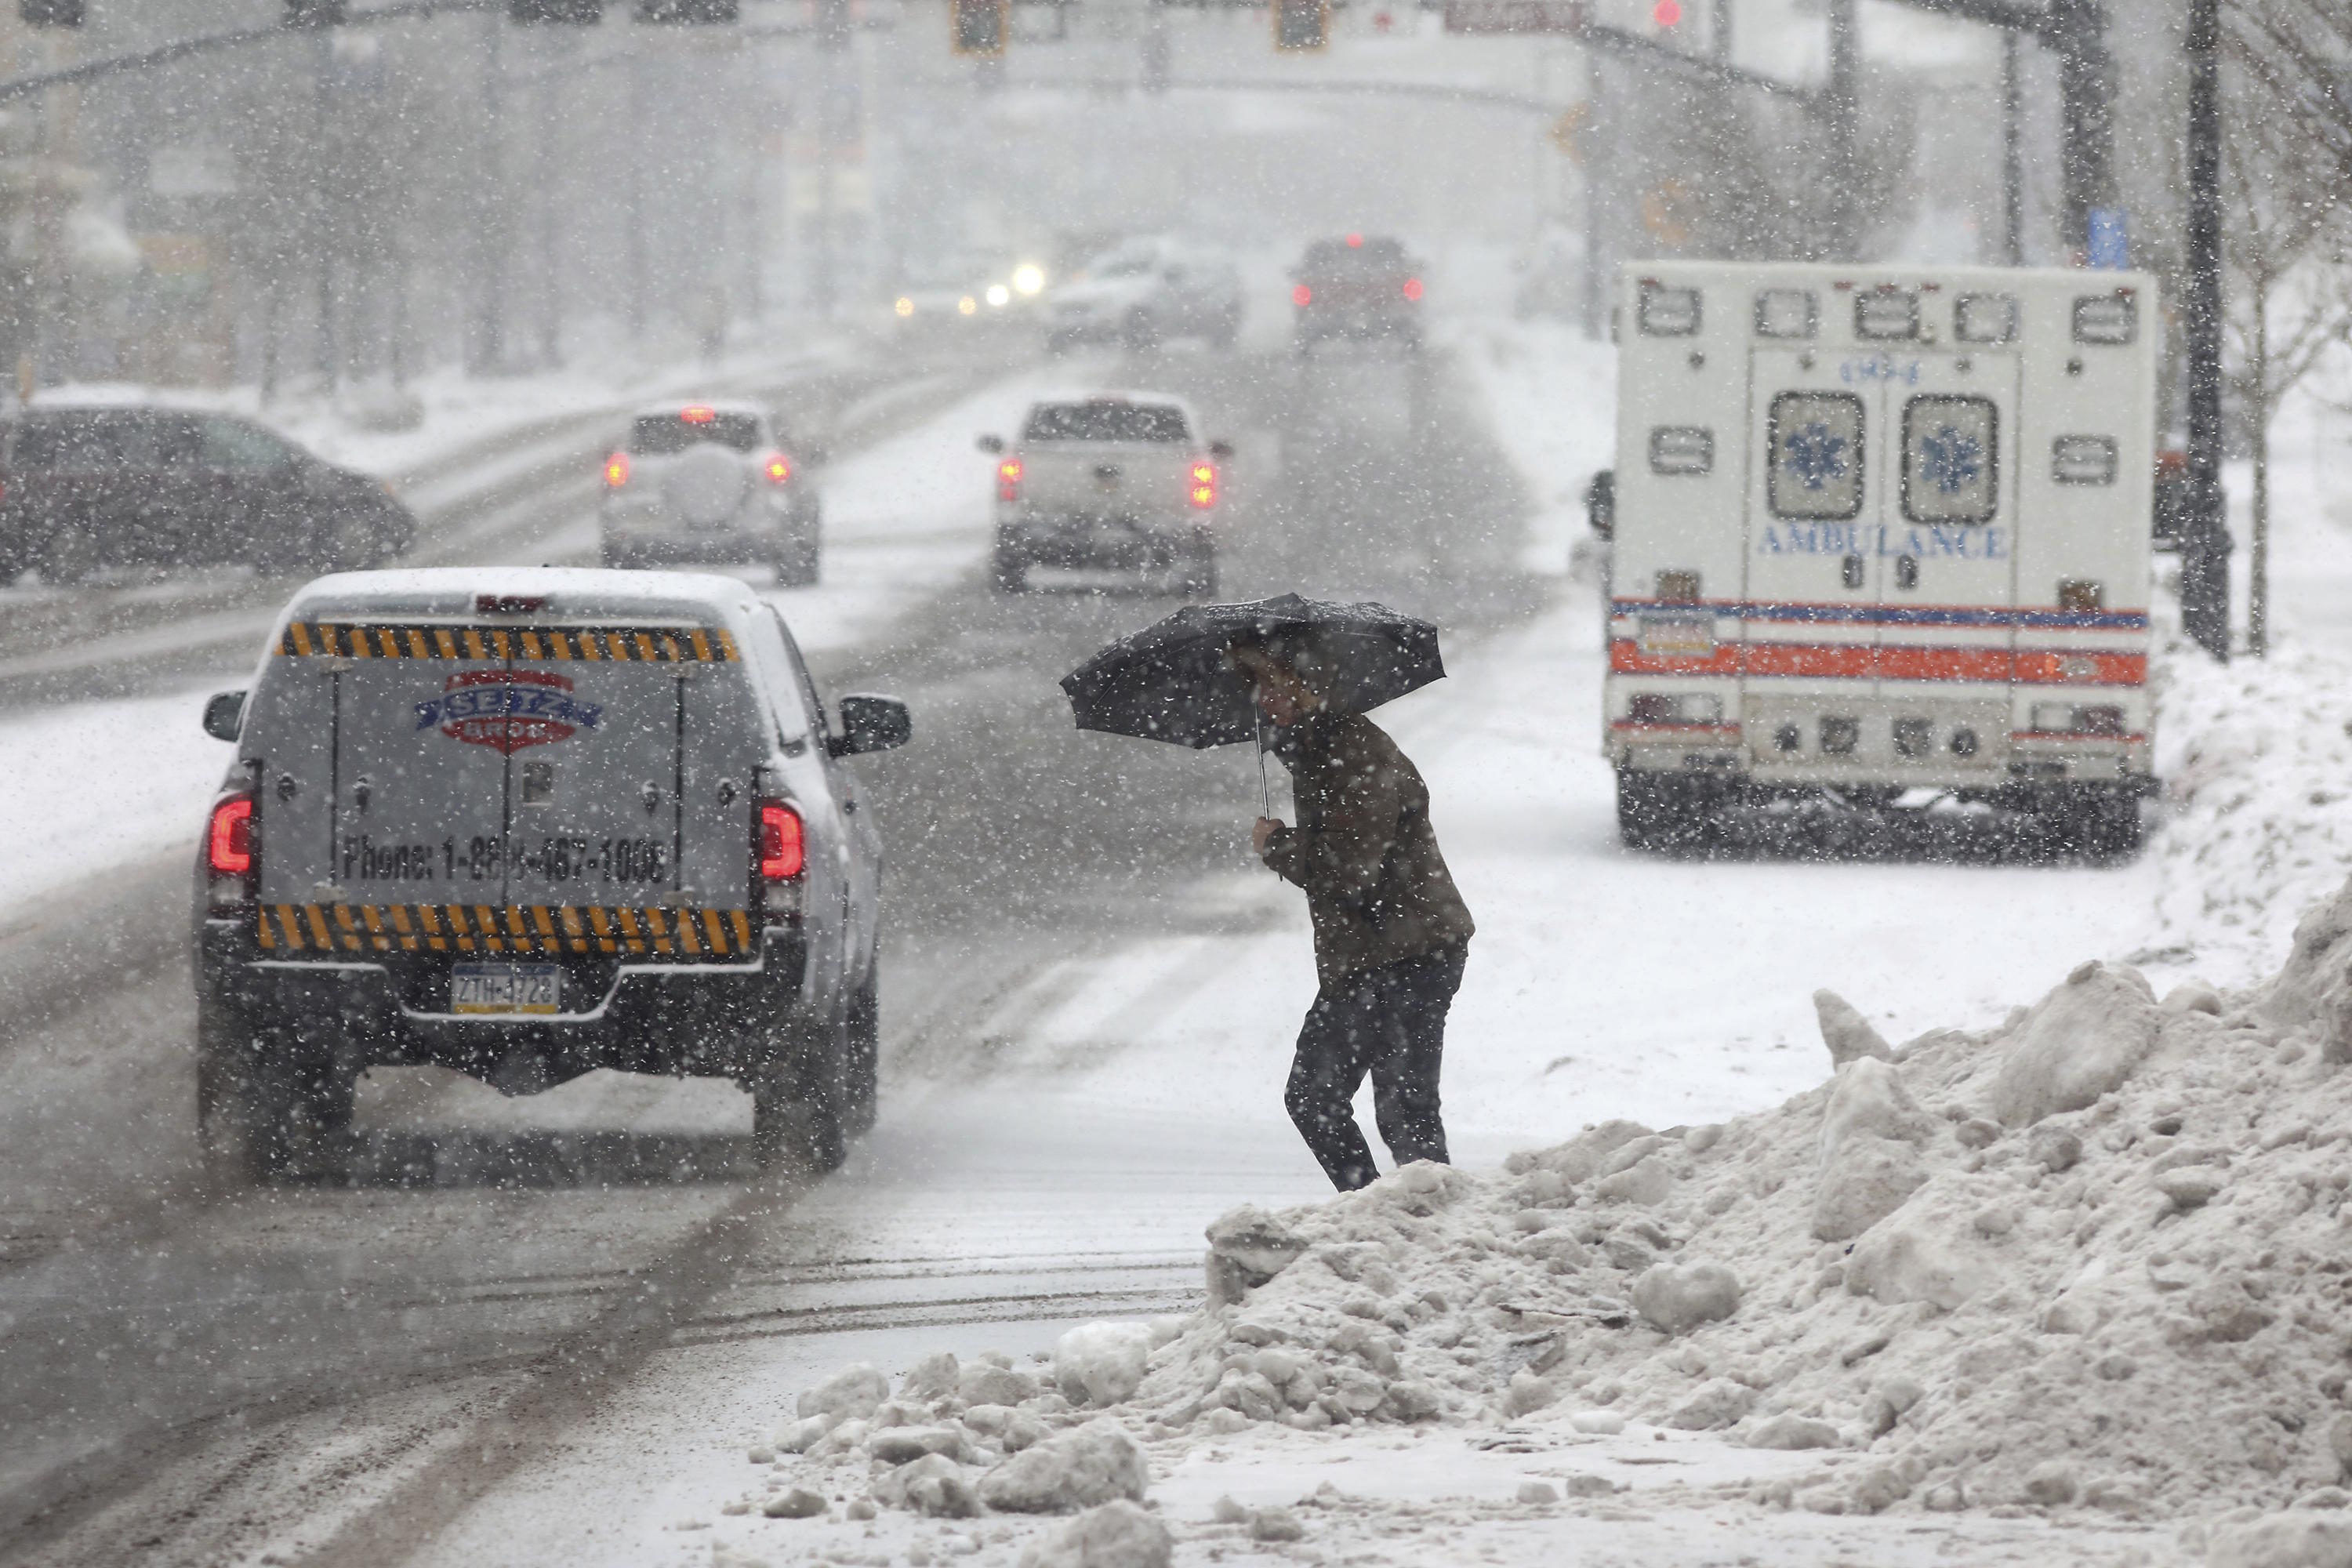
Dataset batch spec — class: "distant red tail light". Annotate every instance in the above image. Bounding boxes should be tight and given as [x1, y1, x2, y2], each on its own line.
[681, 405, 717, 424]
[1189, 460, 1218, 510]
[997, 456, 1024, 503]
[757, 800, 805, 881]
[1291, 284, 1313, 308]
[1345, 232, 1363, 248]
[762, 452, 793, 485]
[604, 451, 630, 488]
[1402, 277, 1424, 302]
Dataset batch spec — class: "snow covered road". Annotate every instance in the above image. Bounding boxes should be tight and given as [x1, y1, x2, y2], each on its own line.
[0, 317, 2316, 1567]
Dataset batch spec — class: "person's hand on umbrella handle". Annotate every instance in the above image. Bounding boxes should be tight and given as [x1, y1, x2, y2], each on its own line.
[1254, 817, 1286, 855]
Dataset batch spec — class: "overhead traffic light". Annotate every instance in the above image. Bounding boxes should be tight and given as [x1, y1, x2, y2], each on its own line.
[633, 0, 738, 20]
[512, 0, 605, 20]
[950, 0, 1007, 57]
[1272, 0, 1327, 51]
[282, 0, 348, 24]
[18, 1, 83, 26]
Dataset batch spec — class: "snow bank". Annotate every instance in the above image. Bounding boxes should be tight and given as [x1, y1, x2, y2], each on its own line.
[747, 877, 2352, 1548]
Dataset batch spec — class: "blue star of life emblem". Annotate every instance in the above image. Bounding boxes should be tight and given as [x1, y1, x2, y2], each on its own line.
[1918, 424, 1984, 495]
[1783, 422, 1849, 492]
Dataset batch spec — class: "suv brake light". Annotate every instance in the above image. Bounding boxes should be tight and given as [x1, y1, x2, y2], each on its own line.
[604, 451, 630, 488]
[1189, 460, 1218, 510]
[762, 451, 793, 485]
[997, 456, 1023, 503]
[207, 793, 256, 911]
[758, 800, 805, 881]
[1402, 276, 1424, 302]
[1292, 284, 1312, 308]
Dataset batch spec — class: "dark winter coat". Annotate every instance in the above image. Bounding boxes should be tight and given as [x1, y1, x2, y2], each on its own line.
[1259, 712, 1475, 985]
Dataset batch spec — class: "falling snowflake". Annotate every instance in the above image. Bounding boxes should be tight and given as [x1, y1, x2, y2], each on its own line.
[1782, 422, 1849, 492]
[1918, 424, 1984, 495]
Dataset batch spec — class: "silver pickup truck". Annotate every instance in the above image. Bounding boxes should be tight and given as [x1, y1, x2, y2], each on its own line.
[191, 568, 909, 1181]
[979, 393, 1232, 596]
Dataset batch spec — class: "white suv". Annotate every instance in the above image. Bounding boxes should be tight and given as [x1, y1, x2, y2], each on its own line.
[600, 401, 824, 585]
[1045, 239, 1244, 354]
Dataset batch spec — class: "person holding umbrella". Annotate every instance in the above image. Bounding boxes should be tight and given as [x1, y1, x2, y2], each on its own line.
[1062, 594, 1475, 1192]
[1229, 627, 1474, 1191]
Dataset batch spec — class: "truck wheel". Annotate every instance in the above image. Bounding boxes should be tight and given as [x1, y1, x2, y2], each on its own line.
[844, 974, 879, 1137]
[751, 1021, 846, 1174]
[2051, 784, 2143, 858]
[1616, 769, 1715, 853]
[992, 536, 1029, 593]
[198, 1003, 354, 1185]
[774, 535, 820, 588]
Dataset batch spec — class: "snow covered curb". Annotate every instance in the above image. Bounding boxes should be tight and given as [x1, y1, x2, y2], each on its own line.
[716, 874, 2352, 1566]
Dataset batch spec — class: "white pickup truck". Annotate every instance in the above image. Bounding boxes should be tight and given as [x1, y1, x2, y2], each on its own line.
[979, 393, 1232, 597]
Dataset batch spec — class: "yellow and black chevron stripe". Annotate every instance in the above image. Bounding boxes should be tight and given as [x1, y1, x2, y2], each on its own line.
[258, 902, 757, 958]
[275, 623, 741, 663]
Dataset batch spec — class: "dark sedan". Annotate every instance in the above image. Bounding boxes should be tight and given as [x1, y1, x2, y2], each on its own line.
[0, 405, 416, 583]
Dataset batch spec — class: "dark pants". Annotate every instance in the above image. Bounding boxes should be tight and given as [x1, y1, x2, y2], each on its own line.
[1285, 942, 1468, 1192]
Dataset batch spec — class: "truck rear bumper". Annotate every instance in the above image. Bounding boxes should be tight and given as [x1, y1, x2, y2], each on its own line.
[1003, 512, 1204, 569]
[198, 919, 811, 1084]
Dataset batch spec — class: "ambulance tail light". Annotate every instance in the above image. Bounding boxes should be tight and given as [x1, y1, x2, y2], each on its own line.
[760, 451, 793, 485]
[1291, 284, 1312, 308]
[604, 451, 630, 488]
[206, 793, 256, 912]
[997, 456, 1024, 503]
[1401, 277, 1424, 303]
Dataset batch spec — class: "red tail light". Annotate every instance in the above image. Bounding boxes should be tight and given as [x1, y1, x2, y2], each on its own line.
[209, 795, 254, 876]
[1345, 232, 1363, 248]
[758, 800, 805, 881]
[1189, 460, 1218, 510]
[1291, 284, 1313, 308]
[681, 404, 717, 424]
[997, 456, 1024, 503]
[604, 451, 630, 488]
[762, 452, 793, 485]
[1402, 277, 1424, 302]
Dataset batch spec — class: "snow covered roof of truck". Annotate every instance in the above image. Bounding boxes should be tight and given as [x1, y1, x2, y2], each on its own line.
[278, 567, 767, 627]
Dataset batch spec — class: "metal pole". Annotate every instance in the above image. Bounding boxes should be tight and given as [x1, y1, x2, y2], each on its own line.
[2180, 0, 2230, 660]
[2052, 0, 2113, 259]
[474, 13, 506, 372]
[1711, 0, 1730, 60]
[314, 29, 338, 388]
[1820, 0, 1860, 260]
[1580, 49, 1604, 340]
[536, 27, 564, 368]
[626, 42, 646, 342]
[2001, 27, 2024, 266]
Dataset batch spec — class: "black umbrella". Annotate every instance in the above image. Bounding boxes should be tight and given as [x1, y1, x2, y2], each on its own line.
[1061, 593, 1446, 805]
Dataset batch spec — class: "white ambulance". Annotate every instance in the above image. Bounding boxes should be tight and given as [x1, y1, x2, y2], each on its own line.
[1598, 260, 2158, 853]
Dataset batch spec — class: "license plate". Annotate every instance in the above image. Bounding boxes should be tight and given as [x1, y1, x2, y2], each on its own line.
[452, 964, 561, 1015]
[1638, 613, 1716, 658]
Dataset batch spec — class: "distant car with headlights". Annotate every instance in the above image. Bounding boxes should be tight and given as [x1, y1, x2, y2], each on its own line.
[600, 401, 823, 585]
[191, 567, 910, 1180]
[1045, 238, 1243, 354]
[979, 392, 1232, 596]
[0, 404, 414, 583]
[1291, 234, 1425, 355]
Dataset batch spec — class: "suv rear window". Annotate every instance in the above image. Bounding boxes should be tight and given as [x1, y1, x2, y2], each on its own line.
[631, 412, 762, 455]
[1301, 238, 1409, 276]
[1022, 402, 1191, 443]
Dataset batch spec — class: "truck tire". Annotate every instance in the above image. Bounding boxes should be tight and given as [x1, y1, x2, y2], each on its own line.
[2051, 784, 2143, 858]
[992, 535, 1030, 593]
[751, 1019, 846, 1174]
[844, 973, 879, 1137]
[1615, 769, 1715, 852]
[198, 1001, 354, 1185]
[774, 534, 820, 588]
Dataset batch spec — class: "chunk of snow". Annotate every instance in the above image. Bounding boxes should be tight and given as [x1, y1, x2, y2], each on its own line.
[1054, 1323, 1156, 1408]
[1813, 989, 1892, 1067]
[874, 1454, 981, 1518]
[1631, 1261, 1743, 1334]
[1989, 961, 2159, 1126]
[799, 1363, 890, 1421]
[979, 1421, 1149, 1514]
[1014, 1500, 1171, 1568]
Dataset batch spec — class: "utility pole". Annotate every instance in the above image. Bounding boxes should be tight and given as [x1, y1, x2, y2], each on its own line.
[1820, 0, 1860, 260]
[1580, 50, 1606, 340]
[472, 13, 508, 372]
[2049, 0, 2113, 258]
[312, 27, 339, 389]
[2179, 0, 2230, 660]
[2000, 27, 2024, 265]
[535, 25, 566, 368]
[625, 41, 647, 341]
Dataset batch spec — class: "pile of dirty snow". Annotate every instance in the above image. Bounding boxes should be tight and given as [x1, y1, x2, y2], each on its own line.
[737, 876, 2352, 1561]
